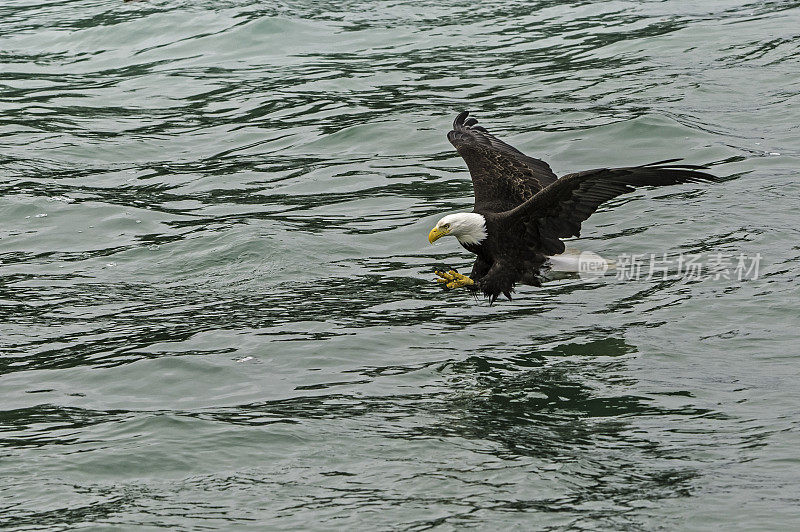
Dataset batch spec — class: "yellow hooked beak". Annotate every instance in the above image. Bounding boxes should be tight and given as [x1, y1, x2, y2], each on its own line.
[428, 226, 450, 244]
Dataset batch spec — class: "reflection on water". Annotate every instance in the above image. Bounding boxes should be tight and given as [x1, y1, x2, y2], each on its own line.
[1, 333, 710, 528]
[2, 0, 799, 529]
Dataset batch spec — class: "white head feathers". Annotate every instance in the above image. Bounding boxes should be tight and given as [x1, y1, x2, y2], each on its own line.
[432, 213, 487, 245]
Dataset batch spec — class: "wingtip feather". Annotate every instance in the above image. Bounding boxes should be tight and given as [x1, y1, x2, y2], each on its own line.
[454, 110, 469, 129]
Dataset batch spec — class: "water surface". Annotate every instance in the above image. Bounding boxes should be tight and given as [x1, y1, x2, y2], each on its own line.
[1, 0, 799, 529]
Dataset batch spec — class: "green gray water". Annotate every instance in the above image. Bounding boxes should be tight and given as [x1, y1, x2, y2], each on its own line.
[2, 0, 799, 530]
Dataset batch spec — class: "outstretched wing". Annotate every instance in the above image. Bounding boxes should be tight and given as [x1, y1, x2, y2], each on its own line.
[447, 111, 558, 212]
[505, 160, 720, 255]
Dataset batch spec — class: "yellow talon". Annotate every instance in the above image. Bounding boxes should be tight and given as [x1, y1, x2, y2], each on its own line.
[434, 270, 474, 289]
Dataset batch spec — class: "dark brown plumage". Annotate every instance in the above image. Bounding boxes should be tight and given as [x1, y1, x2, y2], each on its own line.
[445, 111, 720, 302]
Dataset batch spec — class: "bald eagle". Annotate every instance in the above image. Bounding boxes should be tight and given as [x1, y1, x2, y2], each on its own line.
[428, 111, 719, 303]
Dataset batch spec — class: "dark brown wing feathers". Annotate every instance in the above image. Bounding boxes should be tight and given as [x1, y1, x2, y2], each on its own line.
[447, 111, 558, 211]
[447, 111, 718, 255]
[508, 161, 720, 255]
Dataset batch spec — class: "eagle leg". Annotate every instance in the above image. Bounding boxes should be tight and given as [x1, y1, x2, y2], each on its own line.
[478, 262, 517, 303]
[434, 270, 475, 289]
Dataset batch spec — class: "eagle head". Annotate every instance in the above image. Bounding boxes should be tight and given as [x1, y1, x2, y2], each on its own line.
[428, 213, 487, 246]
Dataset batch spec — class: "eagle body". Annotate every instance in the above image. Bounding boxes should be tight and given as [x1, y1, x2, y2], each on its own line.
[461, 212, 548, 300]
[428, 111, 720, 303]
